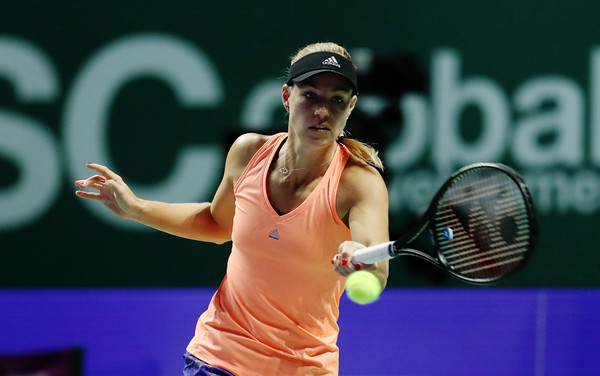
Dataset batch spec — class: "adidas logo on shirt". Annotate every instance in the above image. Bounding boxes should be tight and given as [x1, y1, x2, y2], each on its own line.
[322, 56, 341, 68]
[268, 228, 280, 240]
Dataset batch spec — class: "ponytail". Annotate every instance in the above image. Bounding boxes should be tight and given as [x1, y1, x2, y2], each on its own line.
[338, 133, 384, 171]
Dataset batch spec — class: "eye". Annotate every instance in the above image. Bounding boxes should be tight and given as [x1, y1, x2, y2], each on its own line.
[304, 92, 317, 100]
[331, 96, 345, 104]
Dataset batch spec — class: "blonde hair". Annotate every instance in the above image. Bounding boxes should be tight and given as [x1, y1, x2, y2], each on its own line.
[290, 42, 357, 68]
[289, 42, 384, 171]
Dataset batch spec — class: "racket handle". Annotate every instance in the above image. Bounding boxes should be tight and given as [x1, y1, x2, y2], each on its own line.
[352, 241, 396, 265]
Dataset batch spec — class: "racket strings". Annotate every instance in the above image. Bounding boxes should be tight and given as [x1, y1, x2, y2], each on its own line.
[440, 198, 528, 257]
[438, 222, 528, 275]
[434, 169, 532, 280]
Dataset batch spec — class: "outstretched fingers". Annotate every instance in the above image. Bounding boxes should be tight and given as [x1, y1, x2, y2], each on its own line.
[74, 162, 115, 200]
[73, 163, 135, 218]
[74, 162, 122, 190]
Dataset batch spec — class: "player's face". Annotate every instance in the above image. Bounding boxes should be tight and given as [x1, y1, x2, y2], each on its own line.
[284, 73, 356, 144]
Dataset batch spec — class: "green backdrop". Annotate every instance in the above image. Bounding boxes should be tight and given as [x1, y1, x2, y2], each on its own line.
[1, 0, 599, 287]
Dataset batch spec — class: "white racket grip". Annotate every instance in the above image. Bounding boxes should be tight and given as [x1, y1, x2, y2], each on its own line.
[352, 241, 395, 265]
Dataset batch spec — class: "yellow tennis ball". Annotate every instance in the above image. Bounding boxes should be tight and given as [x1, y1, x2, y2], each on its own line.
[345, 271, 382, 305]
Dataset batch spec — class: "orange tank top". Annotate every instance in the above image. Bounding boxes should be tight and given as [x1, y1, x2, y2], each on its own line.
[187, 133, 352, 375]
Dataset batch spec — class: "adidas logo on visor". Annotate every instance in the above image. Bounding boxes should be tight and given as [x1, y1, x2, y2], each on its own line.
[322, 56, 341, 68]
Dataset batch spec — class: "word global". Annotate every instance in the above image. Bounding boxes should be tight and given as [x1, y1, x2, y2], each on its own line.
[383, 49, 600, 216]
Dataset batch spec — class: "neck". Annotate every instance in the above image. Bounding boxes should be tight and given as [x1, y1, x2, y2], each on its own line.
[279, 140, 337, 176]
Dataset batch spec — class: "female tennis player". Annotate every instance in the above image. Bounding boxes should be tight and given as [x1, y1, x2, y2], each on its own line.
[75, 42, 389, 376]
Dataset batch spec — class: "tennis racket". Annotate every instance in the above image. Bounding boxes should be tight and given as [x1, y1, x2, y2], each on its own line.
[353, 163, 538, 284]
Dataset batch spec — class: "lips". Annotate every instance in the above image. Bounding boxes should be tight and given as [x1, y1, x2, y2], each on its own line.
[309, 125, 330, 131]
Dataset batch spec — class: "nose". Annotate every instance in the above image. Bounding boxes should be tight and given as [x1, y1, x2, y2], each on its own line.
[314, 104, 329, 120]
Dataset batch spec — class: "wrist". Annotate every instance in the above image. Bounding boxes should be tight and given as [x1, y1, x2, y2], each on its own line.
[127, 196, 147, 222]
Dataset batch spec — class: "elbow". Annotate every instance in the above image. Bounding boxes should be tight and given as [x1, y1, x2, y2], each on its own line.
[212, 236, 231, 245]
[190, 211, 232, 244]
[210, 225, 232, 244]
[192, 229, 232, 244]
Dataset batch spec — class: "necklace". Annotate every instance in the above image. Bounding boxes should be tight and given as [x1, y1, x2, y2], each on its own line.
[279, 146, 336, 175]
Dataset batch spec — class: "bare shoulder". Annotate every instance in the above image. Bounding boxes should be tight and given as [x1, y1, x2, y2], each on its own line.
[337, 156, 388, 214]
[224, 133, 271, 181]
[229, 133, 270, 162]
[342, 156, 387, 191]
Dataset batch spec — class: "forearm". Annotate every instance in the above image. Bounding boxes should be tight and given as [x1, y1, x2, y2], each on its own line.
[132, 199, 231, 243]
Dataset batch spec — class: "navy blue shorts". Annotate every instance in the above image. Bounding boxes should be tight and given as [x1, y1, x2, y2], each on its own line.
[183, 352, 235, 376]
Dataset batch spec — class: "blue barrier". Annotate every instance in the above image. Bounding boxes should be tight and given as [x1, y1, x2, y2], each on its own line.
[0, 288, 598, 375]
